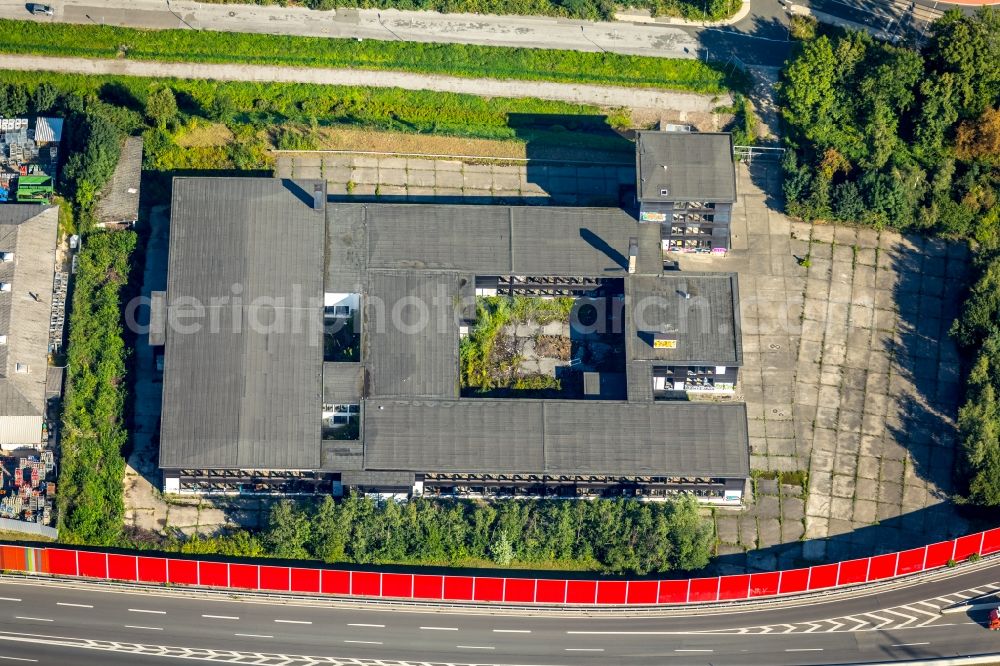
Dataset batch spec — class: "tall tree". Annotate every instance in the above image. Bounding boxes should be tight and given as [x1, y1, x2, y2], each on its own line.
[925, 8, 1000, 118]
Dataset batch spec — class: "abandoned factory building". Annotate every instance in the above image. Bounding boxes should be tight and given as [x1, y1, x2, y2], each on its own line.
[154, 174, 749, 503]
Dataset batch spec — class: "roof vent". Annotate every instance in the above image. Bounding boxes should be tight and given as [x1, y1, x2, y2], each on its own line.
[628, 237, 638, 275]
[0, 335, 7, 345]
[0, 283, 10, 293]
[660, 188, 670, 197]
[14, 363, 28, 374]
[0, 252, 12, 263]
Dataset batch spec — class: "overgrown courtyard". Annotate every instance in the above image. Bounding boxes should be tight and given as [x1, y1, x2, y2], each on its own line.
[460, 295, 625, 398]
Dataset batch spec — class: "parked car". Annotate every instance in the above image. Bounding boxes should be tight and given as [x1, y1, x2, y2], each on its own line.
[28, 3, 54, 16]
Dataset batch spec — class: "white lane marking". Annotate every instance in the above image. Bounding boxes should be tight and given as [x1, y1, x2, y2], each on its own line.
[786, 648, 824, 652]
[892, 642, 930, 647]
[56, 603, 92, 609]
[565, 648, 604, 652]
[567, 631, 673, 635]
[0, 599, 21, 603]
[201, 615, 239, 620]
[124, 625, 162, 631]
[13, 618, 51, 623]
[456, 645, 494, 650]
[0, 656, 37, 662]
[493, 629, 531, 633]
[420, 626, 459, 631]
[235, 633, 273, 638]
[344, 640, 382, 645]
[128, 609, 165, 614]
[347, 623, 384, 628]
[675, 649, 713, 653]
[274, 619, 312, 625]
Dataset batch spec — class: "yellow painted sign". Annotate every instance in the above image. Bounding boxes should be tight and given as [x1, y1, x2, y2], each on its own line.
[653, 338, 677, 349]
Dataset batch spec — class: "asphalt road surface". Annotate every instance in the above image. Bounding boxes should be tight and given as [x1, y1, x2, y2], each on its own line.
[1, 561, 1000, 664]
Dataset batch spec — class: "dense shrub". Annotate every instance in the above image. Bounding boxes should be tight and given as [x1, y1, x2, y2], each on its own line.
[248, 495, 716, 574]
[0, 70, 620, 146]
[61, 109, 123, 210]
[780, 9, 999, 242]
[58, 232, 137, 545]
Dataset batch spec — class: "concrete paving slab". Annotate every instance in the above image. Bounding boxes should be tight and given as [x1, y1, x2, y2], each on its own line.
[406, 170, 437, 188]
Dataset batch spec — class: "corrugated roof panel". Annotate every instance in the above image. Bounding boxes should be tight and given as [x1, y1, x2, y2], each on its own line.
[159, 178, 325, 470]
[365, 270, 460, 399]
[362, 399, 748, 479]
[34, 117, 63, 144]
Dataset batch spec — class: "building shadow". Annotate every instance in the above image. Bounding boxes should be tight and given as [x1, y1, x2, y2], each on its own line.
[695, 17, 792, 70]
[510, 113, 635, 209]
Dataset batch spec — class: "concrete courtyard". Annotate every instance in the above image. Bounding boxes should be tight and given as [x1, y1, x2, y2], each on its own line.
[684, 164, 971, 572]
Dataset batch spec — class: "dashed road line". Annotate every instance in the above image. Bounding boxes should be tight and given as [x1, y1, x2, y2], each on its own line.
[347, 623, 384, 628]
[493, 629, 531, 633]
[892, 642, 930, 647]
[675, 649, 713, 652]
[234, 633, 272, 638]
[128, 609, 165, 615]
[786, 648, 824, 652]
[456, 645, 494, 650]
[274, 619, 312, 625]
[0, 599, 21, 603]
[124, 625, 163, 631]
[0, 656, 37, 662]
[565, 648, 604, 652]
[344, 640, 382, 645]
[13, 618, 51, 623]
[420, 626, 459, 631]
[56, 603, 92, 609]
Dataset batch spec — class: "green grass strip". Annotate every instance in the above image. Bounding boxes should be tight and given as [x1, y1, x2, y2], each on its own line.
[0, 69, 626, 143]
[0, 19, 746, 95]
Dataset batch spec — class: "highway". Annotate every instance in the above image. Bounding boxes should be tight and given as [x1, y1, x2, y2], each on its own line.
[0, 0, 983, 71]
[1, 561, 1000, 664]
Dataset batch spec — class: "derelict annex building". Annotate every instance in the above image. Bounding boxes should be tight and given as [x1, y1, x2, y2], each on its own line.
[153, 137, 749, 503]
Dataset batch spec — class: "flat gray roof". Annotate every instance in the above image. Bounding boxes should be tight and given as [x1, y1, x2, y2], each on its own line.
[335, 203, 663, 278]
[365, 270, 460, 399]
[323, 362, 364, 404]
[159, 178, 325, 469]
[636, 132, 736, 203]
[363, 399, 749, 478]
[366, 204, 511, 274]
[160, 179, 747, 479]
[626, 273, 742, 366]
[0, 205, 57, 435]
[95, 136, 143, 224]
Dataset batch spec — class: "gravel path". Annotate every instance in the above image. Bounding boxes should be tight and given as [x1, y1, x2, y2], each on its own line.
[0, 54, 729, 113]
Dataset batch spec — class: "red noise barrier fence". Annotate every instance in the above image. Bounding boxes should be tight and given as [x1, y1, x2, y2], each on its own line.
[2, 528, 999, 606]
